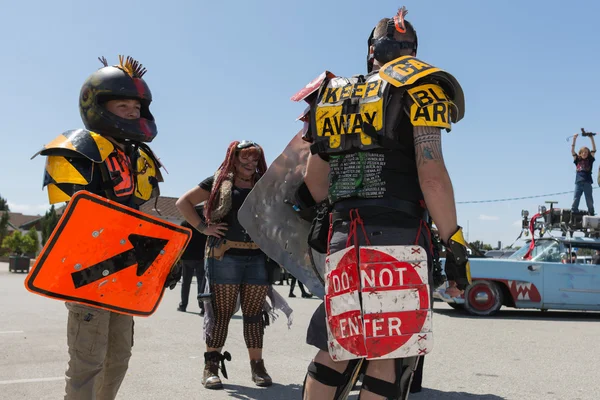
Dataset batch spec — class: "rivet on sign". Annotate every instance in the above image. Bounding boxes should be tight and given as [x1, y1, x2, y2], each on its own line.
[160, 250, 165, 255]
[74, 264, 82, 270]
[120, 239, 126, 245]
[92, 231, 100, 238]
[137, 282, 143, 287]
[102, 270, 109, 277]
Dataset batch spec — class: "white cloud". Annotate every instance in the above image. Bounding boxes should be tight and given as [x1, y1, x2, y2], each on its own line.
[7, 202, 51, 216]
[478, 214, 500, 221]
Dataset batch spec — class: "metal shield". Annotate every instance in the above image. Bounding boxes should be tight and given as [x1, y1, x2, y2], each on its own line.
[238, 131, 326, 298]
[325, 245, 433, 361]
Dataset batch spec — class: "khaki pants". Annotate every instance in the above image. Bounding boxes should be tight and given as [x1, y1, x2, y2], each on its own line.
[64, 302, 134, 400]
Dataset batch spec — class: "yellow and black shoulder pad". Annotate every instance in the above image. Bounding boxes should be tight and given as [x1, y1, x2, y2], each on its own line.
[31, 129, 114, 162]
[42, 155, 95, 204]
[379, 56, 465, 126]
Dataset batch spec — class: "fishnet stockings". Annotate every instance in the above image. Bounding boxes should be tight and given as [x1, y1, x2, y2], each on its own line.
[241, 284, 269, 349]
[206, 284, 239, 348]
[206, 284, 269, 349]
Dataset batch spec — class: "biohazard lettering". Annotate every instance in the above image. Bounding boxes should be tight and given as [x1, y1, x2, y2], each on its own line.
[321, 80, 383, 104]
[380, 56, 441, 87]
[408, 84, 455, 130]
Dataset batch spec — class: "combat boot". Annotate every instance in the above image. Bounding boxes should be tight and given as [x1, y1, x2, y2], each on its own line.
[250, 359, 273, 387]
[203, 351, 231, 389]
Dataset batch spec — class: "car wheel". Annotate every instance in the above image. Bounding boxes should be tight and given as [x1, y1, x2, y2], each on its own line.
[464, 280, 503, 316]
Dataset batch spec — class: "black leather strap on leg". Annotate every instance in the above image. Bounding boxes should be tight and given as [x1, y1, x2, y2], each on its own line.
[307, 361, 347, 387]
[360, 375, 399, 399]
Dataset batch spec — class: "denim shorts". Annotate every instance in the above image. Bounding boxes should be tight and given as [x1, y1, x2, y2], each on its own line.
[206, 252, 268, 286]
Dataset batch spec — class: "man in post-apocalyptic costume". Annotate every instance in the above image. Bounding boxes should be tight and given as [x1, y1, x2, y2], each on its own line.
[239, 6, 471, 399]
[30, 56, 182, 400]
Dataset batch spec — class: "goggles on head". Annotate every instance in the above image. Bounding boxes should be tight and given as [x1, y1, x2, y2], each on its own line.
[236, 140, 261, 151]
[367, 6, 418, 72]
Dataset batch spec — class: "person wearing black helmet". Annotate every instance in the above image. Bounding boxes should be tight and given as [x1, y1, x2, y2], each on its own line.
[293, 6, 470, 399]
[32, 55, 165, 399]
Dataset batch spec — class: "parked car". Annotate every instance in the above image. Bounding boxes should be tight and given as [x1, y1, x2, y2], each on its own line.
[435, 206, 600, 316]
[484, 249, 517, 259]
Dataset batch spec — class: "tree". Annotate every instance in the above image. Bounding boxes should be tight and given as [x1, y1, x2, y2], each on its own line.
[0, 194, 9, 211]
[0, 194, 10, 255]
[469, 240, 495, 251]
[469, 240, 483, 250]
[26, 227, 40, 256]
[2, 231, 37, 256]
[41, 205, 59, 245]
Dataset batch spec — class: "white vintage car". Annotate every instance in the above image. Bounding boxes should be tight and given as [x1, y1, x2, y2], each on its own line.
[435, 235, 600, 316]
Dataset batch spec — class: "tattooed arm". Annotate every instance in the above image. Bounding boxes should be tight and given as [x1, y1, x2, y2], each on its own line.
[413, 125, 457, 243]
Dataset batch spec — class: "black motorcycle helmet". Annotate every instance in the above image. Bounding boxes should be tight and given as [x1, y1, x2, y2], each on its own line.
[79, 55, 157, 143]
[367, 6, 418, 73]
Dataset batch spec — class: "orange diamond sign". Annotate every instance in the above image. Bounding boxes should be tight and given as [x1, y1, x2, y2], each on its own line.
[25, 191, 192, 316]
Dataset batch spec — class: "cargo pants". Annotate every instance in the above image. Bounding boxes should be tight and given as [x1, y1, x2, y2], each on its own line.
[64, 302, 134, 400]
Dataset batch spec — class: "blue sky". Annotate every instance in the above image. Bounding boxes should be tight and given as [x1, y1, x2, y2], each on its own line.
[1, 0, 599, 247]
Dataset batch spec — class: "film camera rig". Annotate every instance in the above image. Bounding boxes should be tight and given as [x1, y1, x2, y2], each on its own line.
[521, 201, 600, 238]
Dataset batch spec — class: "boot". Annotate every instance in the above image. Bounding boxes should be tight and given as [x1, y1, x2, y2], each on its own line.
[203, 351, 230, 389]
[250, 359, 273, 387]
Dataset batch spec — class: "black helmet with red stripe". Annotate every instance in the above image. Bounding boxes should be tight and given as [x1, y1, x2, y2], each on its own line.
[79, 55, 157, 143]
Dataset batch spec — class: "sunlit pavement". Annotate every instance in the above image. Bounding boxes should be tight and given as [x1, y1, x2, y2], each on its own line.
[1, 263, 598, 400]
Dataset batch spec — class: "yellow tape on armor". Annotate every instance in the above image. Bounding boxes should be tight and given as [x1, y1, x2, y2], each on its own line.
[45, 156, 89, 185]
[43, 130, 114, 163]
[315, 100, 383, 149]
[408, 84, 455, 129]
[134, 149, 159, 202]
[320, 80, 383, 104]
[379, 56, 441, 88]
[47, 183, 71, 204]
[89, 132, 115, 161]
[450, 227, 467, 247]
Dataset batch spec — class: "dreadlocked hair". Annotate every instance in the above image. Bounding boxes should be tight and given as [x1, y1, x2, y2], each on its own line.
[204, 141, 268, 224]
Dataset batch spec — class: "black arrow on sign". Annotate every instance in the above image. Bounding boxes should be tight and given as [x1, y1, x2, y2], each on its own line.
[71, 234, 169, 289]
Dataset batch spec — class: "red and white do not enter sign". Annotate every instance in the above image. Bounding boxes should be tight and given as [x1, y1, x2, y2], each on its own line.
[324, 245, 433, 361]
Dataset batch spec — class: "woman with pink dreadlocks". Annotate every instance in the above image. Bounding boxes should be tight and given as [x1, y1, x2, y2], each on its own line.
[176, 140, 292, 391]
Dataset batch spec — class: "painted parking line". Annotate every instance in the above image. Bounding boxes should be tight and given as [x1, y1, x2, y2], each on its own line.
[0, 377, 63, 385]
[0, 331, 24, 334]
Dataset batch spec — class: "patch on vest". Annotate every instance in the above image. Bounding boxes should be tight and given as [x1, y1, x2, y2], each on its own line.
[408, 84, 456, 130]
[315, 78, 385, 149]
[379, 56, 441, 88]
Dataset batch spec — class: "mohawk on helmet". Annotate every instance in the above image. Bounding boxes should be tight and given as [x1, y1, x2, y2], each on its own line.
[367, 6, 418, 72]
[79, 55, 157, 143]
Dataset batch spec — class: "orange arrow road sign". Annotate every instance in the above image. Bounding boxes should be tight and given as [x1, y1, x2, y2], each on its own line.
[25, 191, 192, 316]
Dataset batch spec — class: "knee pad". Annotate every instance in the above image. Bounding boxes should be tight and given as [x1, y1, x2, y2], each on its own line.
[306, 361, 347, 388]
[359, 357, 419, 400]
